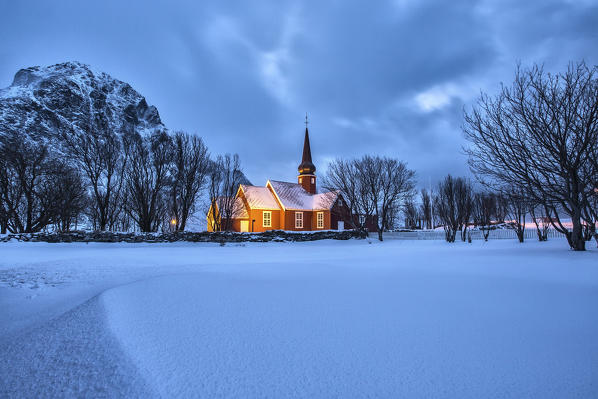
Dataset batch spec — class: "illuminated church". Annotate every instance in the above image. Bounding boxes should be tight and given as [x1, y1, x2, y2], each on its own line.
[207, 122, 351, 232]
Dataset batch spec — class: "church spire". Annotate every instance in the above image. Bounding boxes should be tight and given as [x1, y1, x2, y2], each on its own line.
[298, 114, 316, 175]
[298, 114, 317, 194]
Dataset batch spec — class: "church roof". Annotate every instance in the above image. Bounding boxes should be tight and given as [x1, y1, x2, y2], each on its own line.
[239, 185, 280, 209]
[267, 180, 338, 210]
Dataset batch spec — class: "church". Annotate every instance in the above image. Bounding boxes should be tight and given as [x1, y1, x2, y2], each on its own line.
[207, 122, 353, 232]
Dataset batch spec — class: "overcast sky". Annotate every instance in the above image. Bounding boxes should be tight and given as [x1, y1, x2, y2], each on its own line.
[1, 0, 597, 186]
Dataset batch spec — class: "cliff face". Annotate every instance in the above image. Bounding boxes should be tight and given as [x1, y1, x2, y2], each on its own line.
[0, 61, 164, 140]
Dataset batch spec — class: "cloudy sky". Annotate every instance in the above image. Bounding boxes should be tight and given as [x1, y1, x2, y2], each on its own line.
[1, 0, 597, 186]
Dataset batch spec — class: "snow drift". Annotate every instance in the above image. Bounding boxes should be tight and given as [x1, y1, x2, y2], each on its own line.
[0, 240, 597, 398]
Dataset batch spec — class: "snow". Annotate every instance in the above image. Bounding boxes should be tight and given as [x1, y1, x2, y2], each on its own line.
[1, 239, 597, 397]
[0, 61, 164, 142]
[238, 181, 338, 212]
[268, 180, 338, 210]
[240, 184, 280, 209]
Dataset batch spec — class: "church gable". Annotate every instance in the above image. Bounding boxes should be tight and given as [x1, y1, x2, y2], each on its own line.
[267, 180, 337, 211]
[239, 184, 280, 210]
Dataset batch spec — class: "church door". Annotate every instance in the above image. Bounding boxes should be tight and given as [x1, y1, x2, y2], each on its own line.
[240, 220, 249, 232]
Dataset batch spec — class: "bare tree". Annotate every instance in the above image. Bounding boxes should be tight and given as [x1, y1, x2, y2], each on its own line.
[207, 154, 244, 232]
[434, 175, 472, 243]
[473, 192, 496, 241]
[504, 189, 527, 243]
[0, 155, 12, 234]
[0, 132, 56, 233]
[45, 161, 88, 232]
[464, 62, 598, 250]
[529, 202, 549, 241]
[385, 202, 402, 230]
[494, 194, 508, 225]
[324, 156, 415, 238]
[404, 199, 419, 229]
[584, 189, 597, 246]
[420, 189, 432, 229]
[358, 155, 416, 241]
[124, 131, 174, 232]
[61, 113, 130, 231]
[169, 132, 210, 231]
[323, 158, 373, 232]
[456, 179, 474, 241]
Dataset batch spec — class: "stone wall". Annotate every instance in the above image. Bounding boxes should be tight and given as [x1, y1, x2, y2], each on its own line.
[0, 230, 367, 244]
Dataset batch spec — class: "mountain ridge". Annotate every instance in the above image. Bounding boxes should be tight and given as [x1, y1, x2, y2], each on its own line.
[0, 61, 164, 140]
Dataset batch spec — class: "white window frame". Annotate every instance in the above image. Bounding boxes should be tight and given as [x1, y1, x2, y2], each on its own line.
[263, 211, 272, 228]
[359, 215, 366, 225]
[316, 212, 324, 229]
[295, 212, 304, 228]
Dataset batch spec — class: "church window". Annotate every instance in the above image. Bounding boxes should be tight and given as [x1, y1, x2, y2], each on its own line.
[317, 212, 324, 229]
[311, 177, 315, 184]
[263, 211, 272, 228]
[295, 212, 304, 228]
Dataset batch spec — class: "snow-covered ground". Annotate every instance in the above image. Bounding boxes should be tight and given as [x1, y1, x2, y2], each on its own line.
[1, 239, 597, 398]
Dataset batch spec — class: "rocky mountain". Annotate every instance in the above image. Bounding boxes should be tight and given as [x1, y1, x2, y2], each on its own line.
[0, 61, 164, 141]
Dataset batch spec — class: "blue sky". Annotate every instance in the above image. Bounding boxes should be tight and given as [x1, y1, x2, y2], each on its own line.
[1, 0, 597, 186]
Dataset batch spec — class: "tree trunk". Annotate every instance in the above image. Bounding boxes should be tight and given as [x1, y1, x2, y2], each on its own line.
[534, 222, 543, 241]
[445, 228, 457, 243]
[377, 229, 383, 241]
[569, 212, 586, 251]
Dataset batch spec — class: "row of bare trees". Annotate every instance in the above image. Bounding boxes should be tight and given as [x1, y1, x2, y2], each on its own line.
[0, 134, 87, 234]
[403, 189, 433, 230]
[324, 155, 416, 241]
[406, 174, 565, 244]
[0, 121, 240, 233]
[463, 61, 598, 250]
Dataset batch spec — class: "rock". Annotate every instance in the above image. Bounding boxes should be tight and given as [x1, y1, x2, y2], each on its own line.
[0, 61, 165, 142]
[0, 230, 365, 244]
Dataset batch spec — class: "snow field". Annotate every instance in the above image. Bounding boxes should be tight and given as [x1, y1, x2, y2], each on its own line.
[1, 239, 597, 398]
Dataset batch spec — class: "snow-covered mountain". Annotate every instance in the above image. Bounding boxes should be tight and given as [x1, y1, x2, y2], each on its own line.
[0, 61, 164, 140]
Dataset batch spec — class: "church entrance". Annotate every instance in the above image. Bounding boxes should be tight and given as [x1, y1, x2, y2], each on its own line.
[240, 220, 249, 232]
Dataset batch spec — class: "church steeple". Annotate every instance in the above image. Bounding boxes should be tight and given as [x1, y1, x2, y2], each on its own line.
[298, 114, 317, 194]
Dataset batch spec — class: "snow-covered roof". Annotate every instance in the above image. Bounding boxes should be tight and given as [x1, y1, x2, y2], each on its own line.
[313, 190, 340, 210]
[240, 185, 280, 210]
[267, 180, 338, 210]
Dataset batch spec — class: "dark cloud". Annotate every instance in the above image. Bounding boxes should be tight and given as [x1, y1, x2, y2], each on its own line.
[1, 0, 596, 186]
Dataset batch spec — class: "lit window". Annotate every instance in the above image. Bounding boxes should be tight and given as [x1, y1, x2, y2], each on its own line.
[295, 212, 303, 228]
[263, 211, 271, 228]
[317, 212, 324, 229]
[311, 177, 314, 184]
[299, 177, 302, 183]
